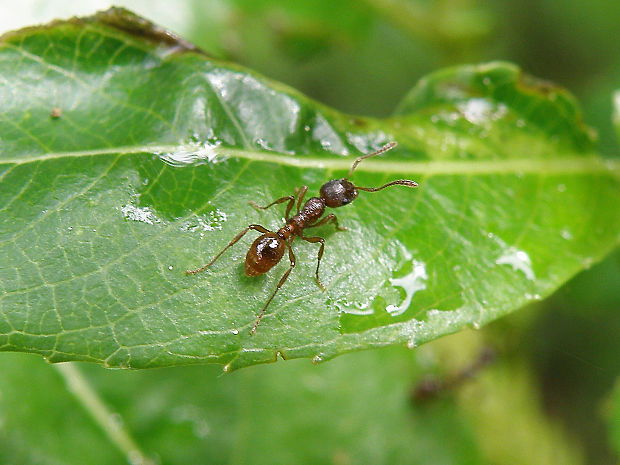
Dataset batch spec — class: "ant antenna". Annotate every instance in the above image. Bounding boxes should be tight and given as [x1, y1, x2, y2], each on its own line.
[346, 141, 418, 191]
[356, 179, 418, 191]
[346, 141, 398, 180]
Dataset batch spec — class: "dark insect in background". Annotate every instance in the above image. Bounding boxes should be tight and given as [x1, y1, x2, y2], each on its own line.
[187, 142, 418, 334]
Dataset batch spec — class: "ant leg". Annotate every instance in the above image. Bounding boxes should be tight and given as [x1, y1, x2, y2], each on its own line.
[300, 235, 327, 291]
[186, 224, 271, 275]
[250, 242, 296, 335]
[249, 196, 295, 219]
[306, 214, 347, 232]
[295, 185, 309, 214]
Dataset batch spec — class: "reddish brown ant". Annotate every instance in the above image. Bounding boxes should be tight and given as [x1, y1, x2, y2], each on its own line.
[186, 142, 418, 334]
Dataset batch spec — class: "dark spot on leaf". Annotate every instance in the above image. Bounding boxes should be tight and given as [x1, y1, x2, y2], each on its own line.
[92, 7, 207, 55]
[0, 7, 208, 57]
[516, 71, 563, 96]
[349, 117, 368, 128]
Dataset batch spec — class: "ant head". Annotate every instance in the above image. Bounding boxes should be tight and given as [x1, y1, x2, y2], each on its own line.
[320, 179, 358, 208]
[319, 142, 417, 208]
[319, 142, 398, 207]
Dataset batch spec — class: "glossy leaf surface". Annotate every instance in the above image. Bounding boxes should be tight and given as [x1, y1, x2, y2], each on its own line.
[0, 8, 618, 370]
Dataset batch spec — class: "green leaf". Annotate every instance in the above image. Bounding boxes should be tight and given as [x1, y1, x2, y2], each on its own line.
[0, 8, 618, 370]
[614, 90, 620, 142]
[0, 340, 584, 465]
[608, 378, 620, 457]
[0, 354, 127, 464]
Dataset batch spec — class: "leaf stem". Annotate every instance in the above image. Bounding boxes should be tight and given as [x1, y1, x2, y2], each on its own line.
[54, 363, 155, 465]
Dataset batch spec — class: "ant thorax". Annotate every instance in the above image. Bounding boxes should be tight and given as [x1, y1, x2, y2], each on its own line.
[292, 197, 325, 229]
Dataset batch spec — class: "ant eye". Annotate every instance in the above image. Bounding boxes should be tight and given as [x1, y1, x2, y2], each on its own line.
[320, 179, 358, 208]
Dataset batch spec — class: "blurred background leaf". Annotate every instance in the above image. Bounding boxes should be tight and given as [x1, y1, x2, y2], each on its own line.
[0, 1, 618, 464]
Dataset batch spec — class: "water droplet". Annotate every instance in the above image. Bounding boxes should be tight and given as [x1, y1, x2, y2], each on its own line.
[407, 340, 417, 349]
[223, 363, 232, 373]
[496, 247, 535, 280]
[386, 259, 427, 316]
[335, 298, 373, 315]
[159, 141, 222, 166]
[312, 354, 324, 364]
[557, 183, 566, 192]
[67, 226, 73, 231]
[168, 265, 174, 270]
[561, 229, 573, 240]
[232, 329, 239, 335]
[181, 209, 228, 232]
[398, 243, 413, 261]
[457, 99, 507, 126]
[482, 77, 491, 86]
[255, 138, 271, 150]
[121, 204, 161, 225]
[304, 125, 311, 132]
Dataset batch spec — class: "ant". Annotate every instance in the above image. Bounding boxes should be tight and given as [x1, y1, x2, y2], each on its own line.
[186, 142, 418, 334]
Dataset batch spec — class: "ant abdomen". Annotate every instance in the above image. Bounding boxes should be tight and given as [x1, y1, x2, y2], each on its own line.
[245, 233, 286, 276]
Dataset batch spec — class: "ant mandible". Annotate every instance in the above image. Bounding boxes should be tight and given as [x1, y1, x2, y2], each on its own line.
[186, 141, 418, 334]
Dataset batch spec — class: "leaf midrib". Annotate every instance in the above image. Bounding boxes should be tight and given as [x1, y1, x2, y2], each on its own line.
[1, 144, 618, 176]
